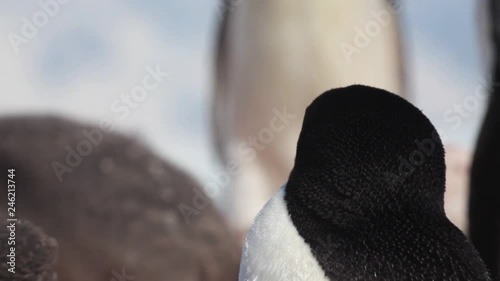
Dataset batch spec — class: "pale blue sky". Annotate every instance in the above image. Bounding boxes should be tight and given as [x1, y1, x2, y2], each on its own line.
[0, 0, 488, 184]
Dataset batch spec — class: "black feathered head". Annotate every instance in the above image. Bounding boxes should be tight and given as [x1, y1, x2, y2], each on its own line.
[286, 85, 446, 227]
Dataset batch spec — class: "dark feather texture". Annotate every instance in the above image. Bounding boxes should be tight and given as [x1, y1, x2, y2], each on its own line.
[468, 0, 500, 279]
[285, 85, 490, 280]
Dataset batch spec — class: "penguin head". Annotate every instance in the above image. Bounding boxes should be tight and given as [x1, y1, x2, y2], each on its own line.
[286, 85, 446, 228]
[240, 86, 492, 281]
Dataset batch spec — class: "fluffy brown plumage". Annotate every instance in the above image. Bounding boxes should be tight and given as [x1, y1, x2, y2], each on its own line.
[0, 116, 240, 281]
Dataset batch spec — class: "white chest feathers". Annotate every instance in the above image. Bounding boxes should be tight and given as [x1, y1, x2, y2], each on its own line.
[239, 187, 329, 281]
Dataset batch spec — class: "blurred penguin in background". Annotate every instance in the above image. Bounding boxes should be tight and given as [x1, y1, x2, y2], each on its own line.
[213, 0, 406, 237]
[0, 116, 240, 281]
[444, 145, 472, 231]
[469, 0, 500, 279]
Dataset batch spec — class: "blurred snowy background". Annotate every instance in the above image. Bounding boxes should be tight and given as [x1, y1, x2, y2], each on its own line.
[0, 0, 488, 206]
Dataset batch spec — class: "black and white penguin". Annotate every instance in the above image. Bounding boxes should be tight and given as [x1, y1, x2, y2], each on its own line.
[469, 0, 500, 279]
[240, 85, 491, 280]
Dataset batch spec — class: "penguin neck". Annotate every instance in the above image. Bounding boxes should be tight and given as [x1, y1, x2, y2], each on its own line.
[284, 166, 446, 231]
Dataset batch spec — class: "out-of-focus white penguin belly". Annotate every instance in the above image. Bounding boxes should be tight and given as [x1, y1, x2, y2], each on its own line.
[239, 187, 329, 281]
[221, 0, 404, 232]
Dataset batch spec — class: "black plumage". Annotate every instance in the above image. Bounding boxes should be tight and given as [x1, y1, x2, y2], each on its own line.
[469, 0, 500, 279]
[285, 85, 490, 280]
